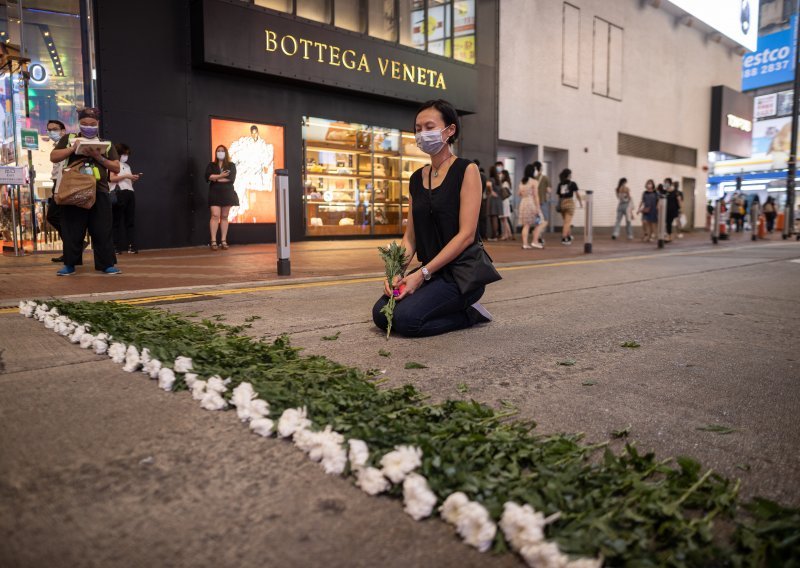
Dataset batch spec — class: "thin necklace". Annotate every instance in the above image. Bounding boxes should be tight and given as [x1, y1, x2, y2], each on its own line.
[432, 154, 454, 178]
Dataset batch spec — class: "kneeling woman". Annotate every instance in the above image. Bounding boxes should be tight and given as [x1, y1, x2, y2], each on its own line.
[372, 100, 493, 337]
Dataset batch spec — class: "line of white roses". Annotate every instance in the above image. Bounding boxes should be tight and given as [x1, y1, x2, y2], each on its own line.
[20, 300, 601, 568]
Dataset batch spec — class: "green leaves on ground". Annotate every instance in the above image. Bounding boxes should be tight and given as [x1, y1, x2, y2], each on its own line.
[697, 424, 737, 435]
[456, 382, 469, 394]
[581, 381, 597, 386]
[621, 340, 641, 348]
[244, 315, 261, 323]
[611, 425, 631, 439]
[44, 300, 800, 566]
[378, 349, 391, 357]
[557, 358, 577, 366]
[321, 331, 341, 341]
[404, 361, 427, 369]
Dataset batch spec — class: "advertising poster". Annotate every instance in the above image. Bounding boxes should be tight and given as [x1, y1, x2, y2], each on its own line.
[754, 93, 777, 119]
[210, 118, 284, 223]
[454, 0, 475, 36]
[751, 115, 792, 158]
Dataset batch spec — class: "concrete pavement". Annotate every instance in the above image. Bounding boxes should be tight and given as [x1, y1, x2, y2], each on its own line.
[1, 236, 799, 567]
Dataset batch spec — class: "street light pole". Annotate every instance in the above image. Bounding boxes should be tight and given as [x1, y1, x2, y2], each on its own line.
[784, 0, 800, 239]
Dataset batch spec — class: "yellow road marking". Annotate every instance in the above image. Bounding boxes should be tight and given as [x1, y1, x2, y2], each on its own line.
[0, 242, 789, 312]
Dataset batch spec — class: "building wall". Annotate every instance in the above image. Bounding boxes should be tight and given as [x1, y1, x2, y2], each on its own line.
[498, 0, 743, 228]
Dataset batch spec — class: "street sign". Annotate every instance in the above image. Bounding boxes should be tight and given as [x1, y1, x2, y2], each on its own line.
[0, 166, 27, 184]
[20, 129, 39, 151]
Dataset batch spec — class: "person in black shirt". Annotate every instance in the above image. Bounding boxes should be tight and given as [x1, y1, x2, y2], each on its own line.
[555, 168, 582, 245]
[50, 107, 120, 276]
[205, 145, 238, 250]
[372, 100, 494, 337]
[664, 182, 682, 242]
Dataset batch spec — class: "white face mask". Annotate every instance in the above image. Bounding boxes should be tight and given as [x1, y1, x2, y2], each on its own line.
[496, 167, 504, 174]
[48, 130, 62, 142]
[415, 128, 448, 155]
[120, 155, 129, 163]
[216, 151, 226, 160]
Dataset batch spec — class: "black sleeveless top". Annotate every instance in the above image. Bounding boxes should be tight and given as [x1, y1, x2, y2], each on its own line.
[410, 157, 479, 266]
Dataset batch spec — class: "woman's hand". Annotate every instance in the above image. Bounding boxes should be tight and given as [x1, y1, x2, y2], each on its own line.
[383, 275, 402, 297]
[396, 270, 424, 300]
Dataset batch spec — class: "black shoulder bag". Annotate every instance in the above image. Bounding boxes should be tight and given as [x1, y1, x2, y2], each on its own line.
[428, 165, 502, 296]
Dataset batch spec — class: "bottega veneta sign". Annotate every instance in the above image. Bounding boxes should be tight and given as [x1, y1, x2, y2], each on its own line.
[193, 0, 477, 112]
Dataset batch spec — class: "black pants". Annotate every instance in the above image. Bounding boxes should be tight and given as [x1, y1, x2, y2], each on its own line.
[372, 277, 485, 337]
[112, 190, 136, 250]
[46, 197, 62, 237]
[60, 190, 116, 269]
[765, 212, 776, 232]
[666, 210, 679, 235]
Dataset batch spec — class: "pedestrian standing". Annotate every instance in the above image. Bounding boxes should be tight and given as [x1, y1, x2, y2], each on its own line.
[499, 170, 514, 240]
[638, 179, 659, 242]
[474, 160, 488, 240]
[556, 168, 582, 245]
[730, 192, 745, 232]
[50, 107, 121, 276]
[372, 99, 494, 337]
[518, 163, 546, 249]
[205, 145, 238, 250]
[110, 143, 140, 254]
[46, 119, 67, 263]
[611, 177, 634, 240]
[665, 181, 682, 242]
[485, 165, 503, 240]
[763, 196, 777, 233]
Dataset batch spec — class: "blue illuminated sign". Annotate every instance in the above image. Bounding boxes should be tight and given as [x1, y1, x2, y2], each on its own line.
[742, 16, 797, 91]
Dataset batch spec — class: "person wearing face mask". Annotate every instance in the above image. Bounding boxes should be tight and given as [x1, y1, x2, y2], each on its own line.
[372, 99, 497, 337]
[50, 107, 121, 276]
[45, 120, 67, 262]
[109, 143, 140, 254]
[205, 145, 238, 250]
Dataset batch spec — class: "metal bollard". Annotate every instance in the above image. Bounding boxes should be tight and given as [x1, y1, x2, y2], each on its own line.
[711, 199, 721, 244]
[548, 199, 556, 233]
[583, 190, 593, 254]
[274, 169, 291, 276]
[750, 201, 760, 241]
[657, 194, 667, 249]
[9, 185, 21, 256]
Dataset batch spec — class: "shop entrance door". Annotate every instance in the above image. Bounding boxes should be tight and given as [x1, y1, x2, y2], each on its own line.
[681, 177, 695, 230]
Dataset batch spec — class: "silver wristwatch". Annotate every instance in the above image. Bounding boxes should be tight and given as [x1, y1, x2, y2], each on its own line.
[421, 266, 431, 281]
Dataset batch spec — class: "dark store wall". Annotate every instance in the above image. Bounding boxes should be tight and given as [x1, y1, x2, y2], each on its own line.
[94, 0, 498, 250]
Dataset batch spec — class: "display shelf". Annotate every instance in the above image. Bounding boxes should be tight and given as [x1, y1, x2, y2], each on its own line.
[305, 172, 360, 179]
[306, 142, 364, 153]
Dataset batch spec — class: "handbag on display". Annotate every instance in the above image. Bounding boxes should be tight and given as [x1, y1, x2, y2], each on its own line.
[428, 167, 502, 295]
[55, 158, 97, 209]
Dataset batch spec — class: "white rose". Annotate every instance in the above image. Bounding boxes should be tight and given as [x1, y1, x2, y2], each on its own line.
[79, 333, 95, 349]
[140, 348, 151, 366]
[93, 339, 108, 355]
[157, 367, 176, 391]
[231, 382, 257, 421]
[250, 418, 275, 437]
[380, 445, 423, 484]
[143, 358, 162, 379]
[500, 502, 547, 552]
[277, 407, 311, 438]
[520, 542, 569, 568]
[248, 399, 270, 420]
[44, 315, 56, 329]
[108, 342, 127, 364]
[183, 373, 199, 388]
[123, 352, 141, 373]
[456, 501, 497, 553]
[200, 391, 227, 411]
[565, 558, 603, 568]
[440, 492, 470, 525]
[19, 301, 35, 317]
[348, 439, 369, 470]
[206, 375, 227, 393]
[173, 356, 193, 373]
[356, 467, 390, 495]
[191, 380, 207, 401]
[47, 307, 59, 317]
[403, 473, 438, 520]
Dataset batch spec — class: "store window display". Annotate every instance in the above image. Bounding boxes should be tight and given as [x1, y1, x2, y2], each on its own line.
[302, 116, 428, 236]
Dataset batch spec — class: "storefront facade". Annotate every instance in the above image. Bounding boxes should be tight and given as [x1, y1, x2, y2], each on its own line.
[94, 0, 498, 249]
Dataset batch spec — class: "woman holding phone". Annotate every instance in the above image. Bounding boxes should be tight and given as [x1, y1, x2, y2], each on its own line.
[205, 144, 238, 250]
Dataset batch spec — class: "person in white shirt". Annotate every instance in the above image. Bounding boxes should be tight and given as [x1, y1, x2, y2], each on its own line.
[46, 119, 67, 262]
[109, 143, 140, 254]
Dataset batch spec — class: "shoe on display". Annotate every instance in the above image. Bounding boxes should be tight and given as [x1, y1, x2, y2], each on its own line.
[103, 267, 122, 275]
[57, 265, 75, 276]
[469, 302, 493, 323]
[51, 255, 64, 263]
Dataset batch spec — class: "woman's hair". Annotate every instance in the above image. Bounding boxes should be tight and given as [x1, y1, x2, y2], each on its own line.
[115, 143, 130, 156]
[214, 145, 231, 168]
[559, 168, 572, 183]
[616, 177, 627, 194]
[533, 161, 542, 173]
[645, 179, 655, 190]
[415, 99, 460, 144]
[488, 165, 499, 180]
[501, 170, 511, 184]
[522, 163, 536, 184]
